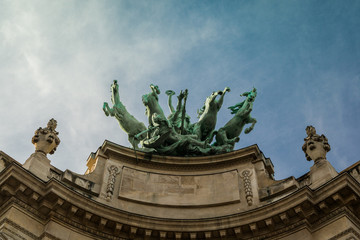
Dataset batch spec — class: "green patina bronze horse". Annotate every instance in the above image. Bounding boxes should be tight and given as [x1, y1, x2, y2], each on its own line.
[214, 88, 257, 147]
[103, 80, 147, 148]
[165, 89, 191, 134]
[103, 80, 258, 156]
[192, 87, 230, 141]
[142, 84, 168, 129]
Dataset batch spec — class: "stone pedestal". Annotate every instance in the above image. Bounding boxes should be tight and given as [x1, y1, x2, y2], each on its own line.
[309, 158, 338, 189]
[23, 152, 51, 181]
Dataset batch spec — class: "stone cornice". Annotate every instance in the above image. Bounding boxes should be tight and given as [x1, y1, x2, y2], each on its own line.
[0, 218, 38, 240]
[102, 140, 261, 166]
[99, 141, 275, 177]
[1, 161, 360, 239]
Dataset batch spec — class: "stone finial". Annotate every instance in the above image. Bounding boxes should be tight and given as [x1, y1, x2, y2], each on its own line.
[302, 126, 330, 163]
[32, 118, 60, 155]
[302, 126, 337, 189]
[23, 119, 60, 181]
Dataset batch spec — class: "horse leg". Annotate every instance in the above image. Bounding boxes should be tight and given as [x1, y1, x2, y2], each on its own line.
[191, 124, 202, 141]
[228, 136, 240, 144]
[215, 128, 228, 146]
[205, 130, 217, 145]
[244, 117, 257, 134]
[129, 135, 141, 149]
[171, 91, 184, 124]
[216, 128, 240, 146]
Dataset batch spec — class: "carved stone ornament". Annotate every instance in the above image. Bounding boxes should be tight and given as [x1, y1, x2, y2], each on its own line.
[302, 125, 330, 163]
[106, 165, 120, 200]
[31, 118, 60, 155]
[241, 169, 253, 206]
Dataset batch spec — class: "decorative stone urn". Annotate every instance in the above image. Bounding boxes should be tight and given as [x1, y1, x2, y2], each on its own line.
[302, 125, 330, 164]
[32, 118, 60, 155]
[302, 125, 337, 188]
[23, 119, 60, 181]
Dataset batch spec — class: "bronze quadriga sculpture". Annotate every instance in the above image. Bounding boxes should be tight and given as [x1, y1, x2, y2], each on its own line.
[103, 80, 257, 156]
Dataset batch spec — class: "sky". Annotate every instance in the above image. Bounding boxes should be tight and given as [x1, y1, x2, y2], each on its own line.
[0, 0, 359, 180]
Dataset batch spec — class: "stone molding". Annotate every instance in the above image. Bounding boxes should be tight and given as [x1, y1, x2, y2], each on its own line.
[101, 141, 267, 169]
[1, 149, 360, 239]
[0, 233, 9, 240]
[50, 212, 127, 240]
[1, 161, 360, 239]
[62, 170, 97, 195]
[0, 218, 38, 240]
[251, 219, 309, 240]
[328, 228, 360, 240]
[38, 232, 63, 240]
[348, 163, 360, 183]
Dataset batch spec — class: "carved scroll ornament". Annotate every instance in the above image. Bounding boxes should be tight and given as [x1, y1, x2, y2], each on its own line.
[106, 165, 120, 200]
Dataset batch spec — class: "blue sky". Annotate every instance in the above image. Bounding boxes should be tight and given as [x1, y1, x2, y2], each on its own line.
[0, 0, 359, 179]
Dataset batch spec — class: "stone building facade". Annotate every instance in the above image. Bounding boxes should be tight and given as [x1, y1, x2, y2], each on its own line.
[0, 125, 360, 239]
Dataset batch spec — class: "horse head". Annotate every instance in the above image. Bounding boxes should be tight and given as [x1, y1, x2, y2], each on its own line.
[143, 84, 160, 106]
[196, 93, 215, 119]
[228, 88, 257, 115]
[241, 88, 257, 103]
[207, 91, 220, 103]
[197, 88, 229, 118]
[150, 84, 161, 95]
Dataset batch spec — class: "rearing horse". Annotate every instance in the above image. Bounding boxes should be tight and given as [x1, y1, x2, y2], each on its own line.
[142, 84, 168, 130]
[165, 89, 191, 134]
[192, 87, 230, 141]
[215, 88, 257, 147]
[103, 80, 147, 148]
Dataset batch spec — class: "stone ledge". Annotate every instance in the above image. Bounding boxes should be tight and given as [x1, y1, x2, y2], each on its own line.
[101, 140, 264, 167]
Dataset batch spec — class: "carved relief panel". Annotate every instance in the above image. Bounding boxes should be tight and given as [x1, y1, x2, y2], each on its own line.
[118, 167, 241, 206]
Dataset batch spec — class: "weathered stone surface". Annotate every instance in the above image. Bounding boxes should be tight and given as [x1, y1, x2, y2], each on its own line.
[23, 119, 60, 181]
[259, 176, 299, 201]
[309, 158, 338, 189]
[0, 159, 6, 172]
[32, 118, 60, 155]
[302, 125, 330, 163]
[23, 151, 51, 181]
[118, 167, 240, 206]
[1, 144, 360, 239]
[103, 80, 147, 148]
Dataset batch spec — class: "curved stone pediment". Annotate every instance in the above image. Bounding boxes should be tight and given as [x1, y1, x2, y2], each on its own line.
[75, 141, 275, 219]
